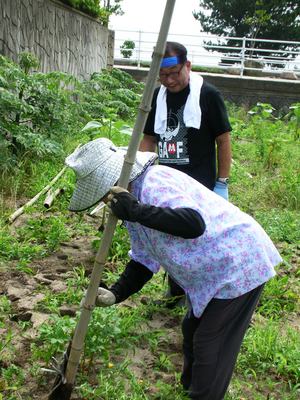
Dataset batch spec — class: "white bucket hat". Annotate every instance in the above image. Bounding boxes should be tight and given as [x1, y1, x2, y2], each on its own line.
[65, 138, 157, 211]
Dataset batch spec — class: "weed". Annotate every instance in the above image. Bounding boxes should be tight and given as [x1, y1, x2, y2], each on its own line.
[237, 321, 300, 389]
[258, 275, 299, 319]
[31, 315, 76, 363]
[254, 209, 300, 243]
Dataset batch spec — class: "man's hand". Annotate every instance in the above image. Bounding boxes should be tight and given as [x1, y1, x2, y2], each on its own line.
[107, 186, 141, 222]
[213, 180, 229, 200]
[95, 288, 116, 307]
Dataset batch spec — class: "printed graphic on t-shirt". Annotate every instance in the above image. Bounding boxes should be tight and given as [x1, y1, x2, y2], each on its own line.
[158, 105, 189, 164]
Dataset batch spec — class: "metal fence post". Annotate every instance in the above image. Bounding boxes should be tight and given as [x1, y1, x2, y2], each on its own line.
[240, 36, 246, 77]
[137, 30, 141, 68]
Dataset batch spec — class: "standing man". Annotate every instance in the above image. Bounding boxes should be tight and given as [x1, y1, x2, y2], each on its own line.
[140, 42, 232, 305]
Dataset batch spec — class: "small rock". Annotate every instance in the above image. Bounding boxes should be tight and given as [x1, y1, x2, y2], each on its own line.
[17, 293, 45, 312]
[34, 273, 53, 285]
[6, 284, 30, 301]
[50, 280, 67, 292]
[11, 311, 32, 322]
[31, 312, 50, 328]
[59, 305, 77, 317]
[56, 253, 68, 260]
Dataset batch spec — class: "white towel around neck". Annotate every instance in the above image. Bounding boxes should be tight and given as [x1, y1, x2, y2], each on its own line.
[154, 72, 203, 135]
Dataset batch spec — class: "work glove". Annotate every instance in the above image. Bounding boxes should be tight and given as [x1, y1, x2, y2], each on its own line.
[213, 180, 229, 201]
[107, 186, 141, 222]
[95, 287, 116, 307]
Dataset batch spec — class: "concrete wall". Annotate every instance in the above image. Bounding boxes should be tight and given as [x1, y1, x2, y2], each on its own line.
[0, 0, 114, 79]
[202, 73, 300, 111]
[117, 67, 300, 110]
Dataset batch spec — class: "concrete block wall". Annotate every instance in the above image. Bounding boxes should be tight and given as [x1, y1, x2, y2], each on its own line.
[117, 67, 300, 110]
[0, 0, 114, 79]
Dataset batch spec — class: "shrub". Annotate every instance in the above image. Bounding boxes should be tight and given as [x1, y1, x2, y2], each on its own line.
[120, 40, 135, 59]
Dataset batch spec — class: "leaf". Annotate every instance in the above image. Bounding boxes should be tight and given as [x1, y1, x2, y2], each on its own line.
[81, 121, 102, 131]
[119, 125, 132, 136]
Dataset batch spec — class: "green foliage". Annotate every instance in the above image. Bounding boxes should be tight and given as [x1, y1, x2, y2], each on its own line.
[0, 53, 142, 178]
[31, 315, 77, 362]
[258, 275, 299, 319]
[0, 54, 79, 170]
[286, 102, 300, 140]
[254, 209, 300, 243]
[237, 321, 300, 388]
[229, 102, 300, 212]
[193, 1, 300, 58]
[0, 296, 11, 328]
[59, 0, 123, 25]
[0, 364, 25, 396]
[19, 52, 39, 74]
[120, 40, 135, 59]
[18, 215, 70, 251]
[0, 215, 71, 271]
[78, 69, 142, 123]
[0, 226, 45, 263]
[37, 267, 88, 313]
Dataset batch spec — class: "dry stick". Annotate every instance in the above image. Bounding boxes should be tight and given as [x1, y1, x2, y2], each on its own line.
[89, 202, 106, 216]
[59, 0, 177, 395]
[44, 188, 65, 209]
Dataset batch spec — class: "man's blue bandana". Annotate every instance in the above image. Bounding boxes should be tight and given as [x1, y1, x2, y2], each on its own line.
[160, 56, 180, 68]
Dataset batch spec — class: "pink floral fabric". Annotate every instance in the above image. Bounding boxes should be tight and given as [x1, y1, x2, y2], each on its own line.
[127, 165, 282, 317]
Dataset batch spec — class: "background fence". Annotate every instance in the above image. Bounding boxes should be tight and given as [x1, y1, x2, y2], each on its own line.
[114, 30, 300, 78]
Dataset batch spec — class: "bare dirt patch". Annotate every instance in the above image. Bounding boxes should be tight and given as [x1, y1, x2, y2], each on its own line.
[0, 228, 184, 399]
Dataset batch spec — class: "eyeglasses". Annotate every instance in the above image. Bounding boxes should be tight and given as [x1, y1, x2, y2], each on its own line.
[159, 63, 185, 81]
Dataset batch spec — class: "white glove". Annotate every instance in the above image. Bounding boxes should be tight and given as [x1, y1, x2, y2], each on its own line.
[95, 287, 116, 307]
[107, 186, 129, 210]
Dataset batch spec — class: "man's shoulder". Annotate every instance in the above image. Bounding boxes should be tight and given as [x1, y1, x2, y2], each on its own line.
[201, 80, 220, 97]
[152, 86, 160, 100]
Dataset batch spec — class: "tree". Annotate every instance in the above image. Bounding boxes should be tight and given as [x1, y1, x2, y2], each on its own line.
[120, 40, 135, 59]
[59, 1, 123, 26]
[100, 0, 124, 26]
[193, 0, 300, 60]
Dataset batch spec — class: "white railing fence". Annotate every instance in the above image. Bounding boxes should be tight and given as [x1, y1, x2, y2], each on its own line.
[114, 30, 300, 77]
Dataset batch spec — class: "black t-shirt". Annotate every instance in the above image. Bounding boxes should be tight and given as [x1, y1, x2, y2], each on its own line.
[143, 81, 232, 190]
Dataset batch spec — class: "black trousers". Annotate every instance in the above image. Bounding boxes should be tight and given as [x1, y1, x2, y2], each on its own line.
[168, 275, 185, 297]
[181, 284, 264, 400]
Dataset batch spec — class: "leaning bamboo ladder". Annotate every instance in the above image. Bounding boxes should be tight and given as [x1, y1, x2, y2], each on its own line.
[48, 1, 176, 398]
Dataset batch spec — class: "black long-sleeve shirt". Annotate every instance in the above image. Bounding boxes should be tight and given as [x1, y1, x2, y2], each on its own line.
[109, 205, 206, 303]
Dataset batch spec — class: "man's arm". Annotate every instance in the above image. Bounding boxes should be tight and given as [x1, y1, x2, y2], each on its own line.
[216, 132, 231, 178]
[139, 134, 157, 152]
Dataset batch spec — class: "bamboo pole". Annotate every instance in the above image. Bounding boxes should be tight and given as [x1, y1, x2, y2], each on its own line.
[44, 188, 65, 209]
[8, 167, 67, 223]
[49, 1, 177, 398]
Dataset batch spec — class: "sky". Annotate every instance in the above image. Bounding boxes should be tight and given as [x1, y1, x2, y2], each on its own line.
[109, 0, 215, 65]
[109, 0, 201, 36]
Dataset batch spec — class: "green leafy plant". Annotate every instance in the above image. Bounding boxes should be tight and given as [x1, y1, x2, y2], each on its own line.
[120, 40, 135, 59]
[287, 102, 300, 140]
[0, 54, 78, 170]
[59, 0, 123, 25]
[237, 322, 300, 388]
[31, 315, 77, 362]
